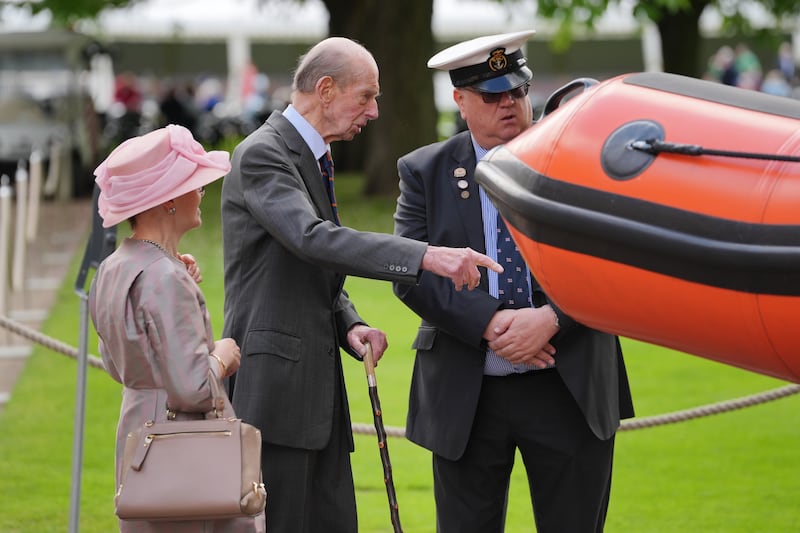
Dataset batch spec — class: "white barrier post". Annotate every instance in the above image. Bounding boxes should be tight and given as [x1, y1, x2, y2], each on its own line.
[26, 150, 43, 242]
[0, 175, 12, 322]
[12, 163, 28, 292]
[42, 141, 62, 199]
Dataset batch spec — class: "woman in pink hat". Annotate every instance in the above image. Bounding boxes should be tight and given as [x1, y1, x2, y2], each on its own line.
[89, 124, 265, 532]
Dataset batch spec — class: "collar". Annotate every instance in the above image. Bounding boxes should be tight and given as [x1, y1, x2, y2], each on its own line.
[283, 104, 330, 160]
[470, 134, 490, 162]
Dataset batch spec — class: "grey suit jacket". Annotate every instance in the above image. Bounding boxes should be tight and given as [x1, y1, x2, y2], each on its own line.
[221, 110, 428, 450]
[394, 131, 635, 461]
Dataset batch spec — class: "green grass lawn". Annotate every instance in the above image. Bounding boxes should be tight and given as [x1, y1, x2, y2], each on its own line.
[1, 176, 798, 532]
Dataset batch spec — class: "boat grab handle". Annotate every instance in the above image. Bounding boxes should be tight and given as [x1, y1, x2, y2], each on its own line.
[539, 77, 598, 120]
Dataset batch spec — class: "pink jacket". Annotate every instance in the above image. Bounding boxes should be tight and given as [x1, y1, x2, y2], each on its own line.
[89, 238, 264, 533]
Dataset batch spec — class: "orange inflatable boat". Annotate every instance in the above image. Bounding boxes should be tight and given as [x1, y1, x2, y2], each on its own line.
[476, 72, 800, 383]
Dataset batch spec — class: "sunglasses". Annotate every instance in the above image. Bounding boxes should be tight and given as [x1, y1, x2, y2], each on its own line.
[466, 83, 530, 104]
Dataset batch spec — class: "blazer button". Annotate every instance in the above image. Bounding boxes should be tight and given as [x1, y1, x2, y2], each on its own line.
[401, 266, 408, 273]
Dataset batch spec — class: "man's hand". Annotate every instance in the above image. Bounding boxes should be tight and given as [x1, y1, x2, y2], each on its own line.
[422, 246, 503, 291]
[347, 324, 388, 363]
[483, 308, 515, 343]
[486, 306, 559, 368]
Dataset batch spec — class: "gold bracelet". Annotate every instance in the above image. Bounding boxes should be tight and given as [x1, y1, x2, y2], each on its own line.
[210, 353, 226, 376]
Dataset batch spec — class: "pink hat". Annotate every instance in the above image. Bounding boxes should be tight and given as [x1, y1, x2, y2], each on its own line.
[94, 124, 231, 228]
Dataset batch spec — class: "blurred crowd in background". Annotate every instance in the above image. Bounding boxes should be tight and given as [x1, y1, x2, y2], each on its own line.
[110, 40, 800, 154]
[703, 41, 799, 98]
[2, 29, 797, 200]
[104, 67, 293, 151]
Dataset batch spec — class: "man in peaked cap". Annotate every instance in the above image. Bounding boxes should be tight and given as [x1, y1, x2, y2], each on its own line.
[392, 31, 634, 532]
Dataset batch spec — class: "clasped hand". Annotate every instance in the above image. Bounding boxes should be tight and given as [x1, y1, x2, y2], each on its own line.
[484, 307, 558, 368]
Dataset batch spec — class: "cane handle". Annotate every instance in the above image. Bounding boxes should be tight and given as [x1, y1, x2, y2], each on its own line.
[363, 341, 377, 384]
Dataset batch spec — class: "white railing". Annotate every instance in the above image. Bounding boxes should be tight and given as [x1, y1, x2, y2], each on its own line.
[27, 150, 43, 242]
[0, 175, 11, 321]
[0, 152, 44, 329]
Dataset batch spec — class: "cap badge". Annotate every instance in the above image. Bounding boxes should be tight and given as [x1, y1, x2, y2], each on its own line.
[488, 48, 508, 72]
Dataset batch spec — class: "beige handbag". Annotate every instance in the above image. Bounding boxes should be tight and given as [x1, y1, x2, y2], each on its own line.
[115, 374, 267, 521]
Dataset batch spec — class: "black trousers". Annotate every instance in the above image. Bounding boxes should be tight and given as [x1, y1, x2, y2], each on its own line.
[260, 369, 357, 533]
[433, 368, 615, 533]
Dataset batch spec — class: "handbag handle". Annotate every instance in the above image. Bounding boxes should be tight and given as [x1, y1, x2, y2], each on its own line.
[166, 371, 234, 420]
[206, 372, 232, 419]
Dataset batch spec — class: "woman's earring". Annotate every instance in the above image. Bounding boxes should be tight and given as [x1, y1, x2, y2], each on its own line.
[168, 206, 176, 215]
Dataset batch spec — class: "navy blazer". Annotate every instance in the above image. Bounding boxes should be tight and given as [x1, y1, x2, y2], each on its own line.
[394, 131, 635, 461]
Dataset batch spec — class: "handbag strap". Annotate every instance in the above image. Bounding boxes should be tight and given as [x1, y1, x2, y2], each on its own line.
[206, 372, 234, 419]
[166, 371, 235, 420]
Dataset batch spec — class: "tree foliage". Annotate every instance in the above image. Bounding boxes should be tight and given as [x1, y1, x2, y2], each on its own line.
[534, 0, 800, 76]
[320, 0, 437, 195]
[1, 0, 138, 27]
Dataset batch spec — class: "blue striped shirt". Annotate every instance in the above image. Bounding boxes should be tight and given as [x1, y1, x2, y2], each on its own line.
[473, 139, 539, 376]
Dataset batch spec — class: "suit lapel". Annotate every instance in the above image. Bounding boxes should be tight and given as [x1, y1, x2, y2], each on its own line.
[267, 112, 345, 295]
[448, 133, 487, 254]
[268, 113, 337, 223]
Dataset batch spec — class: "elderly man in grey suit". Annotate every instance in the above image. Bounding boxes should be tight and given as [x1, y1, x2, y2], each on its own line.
[221, 37, 502, 533]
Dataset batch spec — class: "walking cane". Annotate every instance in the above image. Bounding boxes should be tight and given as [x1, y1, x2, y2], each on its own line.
[363, 341, 403, 533]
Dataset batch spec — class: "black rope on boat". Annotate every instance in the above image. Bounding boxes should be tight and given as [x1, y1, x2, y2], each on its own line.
[631, 139, 800, 163]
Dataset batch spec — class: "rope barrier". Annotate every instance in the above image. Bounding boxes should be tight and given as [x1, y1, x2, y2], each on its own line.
[2, 312, 799, 435]
[0, 314, 105, 371]
[616, 384, 800, 431]
[355, 380, 800, 436]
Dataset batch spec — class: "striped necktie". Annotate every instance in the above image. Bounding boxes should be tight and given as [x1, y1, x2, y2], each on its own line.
[319, 151, 339, 224]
